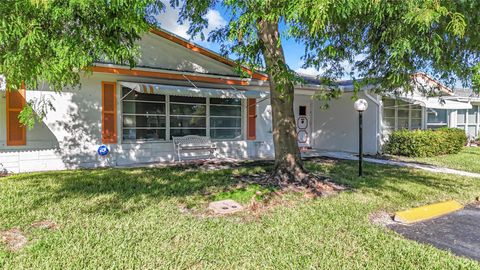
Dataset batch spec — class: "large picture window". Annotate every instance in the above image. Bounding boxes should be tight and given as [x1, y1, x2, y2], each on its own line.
[382, 97, 422, 131]
[121, 87, 243, 142]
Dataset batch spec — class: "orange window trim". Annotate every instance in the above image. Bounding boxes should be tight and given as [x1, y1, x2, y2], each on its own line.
[91, 66, 250, 86]
[247, 99, 256, 140]
[102, 81, 117, 144]
[6, 86, 26, 146]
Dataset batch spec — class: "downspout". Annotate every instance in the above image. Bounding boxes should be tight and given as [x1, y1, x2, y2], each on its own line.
[364, 90, 382, 154]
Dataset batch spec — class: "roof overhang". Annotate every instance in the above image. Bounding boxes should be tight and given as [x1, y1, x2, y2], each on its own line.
[120, 81, 269, 99]
[91, 64, 271, 87]
[399, 95, 472, 109]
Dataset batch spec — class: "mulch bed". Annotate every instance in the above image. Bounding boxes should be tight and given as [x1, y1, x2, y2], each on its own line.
[233, 171, 347, 198]
[159, 156, 341, 172]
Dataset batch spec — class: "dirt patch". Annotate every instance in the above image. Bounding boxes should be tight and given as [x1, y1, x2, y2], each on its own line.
[472, 198, 480, 208]
[31, 220, 58, 230]
[369, 211, 396, 226]
[242, 191, 296, 221]
[1, 228, 28, 251]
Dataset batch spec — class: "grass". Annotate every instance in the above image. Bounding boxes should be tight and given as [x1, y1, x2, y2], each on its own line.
[1, 159, 480, 269]
[404, 147, 480, 174]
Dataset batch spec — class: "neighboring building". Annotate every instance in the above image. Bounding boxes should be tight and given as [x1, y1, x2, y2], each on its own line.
[450, 88, 480, 139]
[377, 74, 473, 145]
[0, 29, 473, 173]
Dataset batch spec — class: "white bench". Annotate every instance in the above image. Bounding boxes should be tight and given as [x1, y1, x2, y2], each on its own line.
[172, 135, 216, 161]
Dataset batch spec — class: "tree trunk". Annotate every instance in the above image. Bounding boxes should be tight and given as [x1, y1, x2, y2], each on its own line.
[257, 18, 308, 184]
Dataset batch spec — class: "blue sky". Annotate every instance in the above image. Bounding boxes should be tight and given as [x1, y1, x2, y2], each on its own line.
[155, 3, 465, 87]
[156, 3, 313, 75]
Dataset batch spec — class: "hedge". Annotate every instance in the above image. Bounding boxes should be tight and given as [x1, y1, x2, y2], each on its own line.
[384, 127, 467, 157]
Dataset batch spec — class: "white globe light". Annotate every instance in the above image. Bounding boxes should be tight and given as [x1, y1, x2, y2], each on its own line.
[354, 99, 368, 112]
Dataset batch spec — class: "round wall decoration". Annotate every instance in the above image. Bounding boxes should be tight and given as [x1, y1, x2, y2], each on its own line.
[97, 145, 110, 157]
[297, 130, 308, 143]
[297, 116, 308, 129]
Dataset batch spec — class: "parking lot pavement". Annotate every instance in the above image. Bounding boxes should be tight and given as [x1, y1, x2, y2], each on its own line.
[389, 206, 480, 261]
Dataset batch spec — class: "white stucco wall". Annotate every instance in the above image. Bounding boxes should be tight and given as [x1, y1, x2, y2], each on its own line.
[0, 73, 275, 173]
[135, 33, 239, 77]
[0, 74, 383, 173]
[310, 92, 379, 154]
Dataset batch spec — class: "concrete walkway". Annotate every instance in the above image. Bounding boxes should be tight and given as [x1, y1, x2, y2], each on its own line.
[303, 150, 480, 178]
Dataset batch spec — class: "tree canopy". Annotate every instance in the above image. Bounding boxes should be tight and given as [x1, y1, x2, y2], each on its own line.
[172, 0, 480, 183]
[175, 0, 480, 92]
[0, 0, 163, 91]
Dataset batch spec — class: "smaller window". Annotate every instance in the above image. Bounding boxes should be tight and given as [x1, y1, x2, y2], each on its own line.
[299, 106, 307, 116]
[457, 109, 466, 124]
[468, 106, 478, 124]
[427, 109, 448, 129]
[427, 109, 447, 124]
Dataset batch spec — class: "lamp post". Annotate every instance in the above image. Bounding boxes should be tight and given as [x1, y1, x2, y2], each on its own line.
[354, 99, 368, 177]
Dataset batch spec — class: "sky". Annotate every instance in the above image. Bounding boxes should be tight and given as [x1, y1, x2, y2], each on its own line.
[155, 3, 313, 76]
[154, 3, 465, 87]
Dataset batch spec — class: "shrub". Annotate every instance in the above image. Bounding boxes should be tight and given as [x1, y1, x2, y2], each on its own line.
[384, 128, 467, 157]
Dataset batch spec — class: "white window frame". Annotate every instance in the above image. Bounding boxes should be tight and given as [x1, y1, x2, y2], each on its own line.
[120, 87, 244, 143]
[209, 100, 243, 140]
[382, 98, 423, 131]
[169, 97, 208, 138]
[458, 105, 480, 138]
[121, 92, 167, 142]
[426, 108, 449, 129]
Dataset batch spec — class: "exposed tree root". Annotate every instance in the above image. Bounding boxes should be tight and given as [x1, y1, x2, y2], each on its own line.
[235, 171, 346, 198]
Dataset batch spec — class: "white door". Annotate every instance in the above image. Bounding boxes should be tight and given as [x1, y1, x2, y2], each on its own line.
[294, 100, 312, 148]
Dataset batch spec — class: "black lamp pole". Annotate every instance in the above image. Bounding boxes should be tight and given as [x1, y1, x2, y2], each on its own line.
[358, 111, 363, 177]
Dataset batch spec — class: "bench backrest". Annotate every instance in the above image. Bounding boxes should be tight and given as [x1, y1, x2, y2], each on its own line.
[173, 135, 212, 148]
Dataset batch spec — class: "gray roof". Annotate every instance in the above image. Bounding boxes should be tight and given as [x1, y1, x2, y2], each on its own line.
[454, 88, 479, 98]
[297, 73, 355, 88]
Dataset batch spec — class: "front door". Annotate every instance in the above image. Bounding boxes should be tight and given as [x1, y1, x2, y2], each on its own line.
[294, 101, 312, 149]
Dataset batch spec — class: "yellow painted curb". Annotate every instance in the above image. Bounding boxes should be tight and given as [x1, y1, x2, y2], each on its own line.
[394, 200, 463, 224]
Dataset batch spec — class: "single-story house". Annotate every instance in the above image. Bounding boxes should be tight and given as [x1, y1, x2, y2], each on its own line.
[0, 29, 474, 173]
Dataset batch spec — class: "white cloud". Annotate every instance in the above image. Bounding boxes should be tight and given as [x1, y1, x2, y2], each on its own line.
[205, 9, 227, 31]
[295, 67, 321, 77]
[155, 2, 226, 41]
[156, 3, 190, 39]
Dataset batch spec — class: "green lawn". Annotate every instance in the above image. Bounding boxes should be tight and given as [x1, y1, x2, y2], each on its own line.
[1, 160, 480, 269]
[405, 147, 480, 174]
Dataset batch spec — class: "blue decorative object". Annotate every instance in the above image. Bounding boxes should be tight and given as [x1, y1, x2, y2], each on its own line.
[97, 145, 110, 157]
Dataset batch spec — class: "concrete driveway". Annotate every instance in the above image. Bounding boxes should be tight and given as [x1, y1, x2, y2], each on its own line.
[389, 206, 480, 261]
